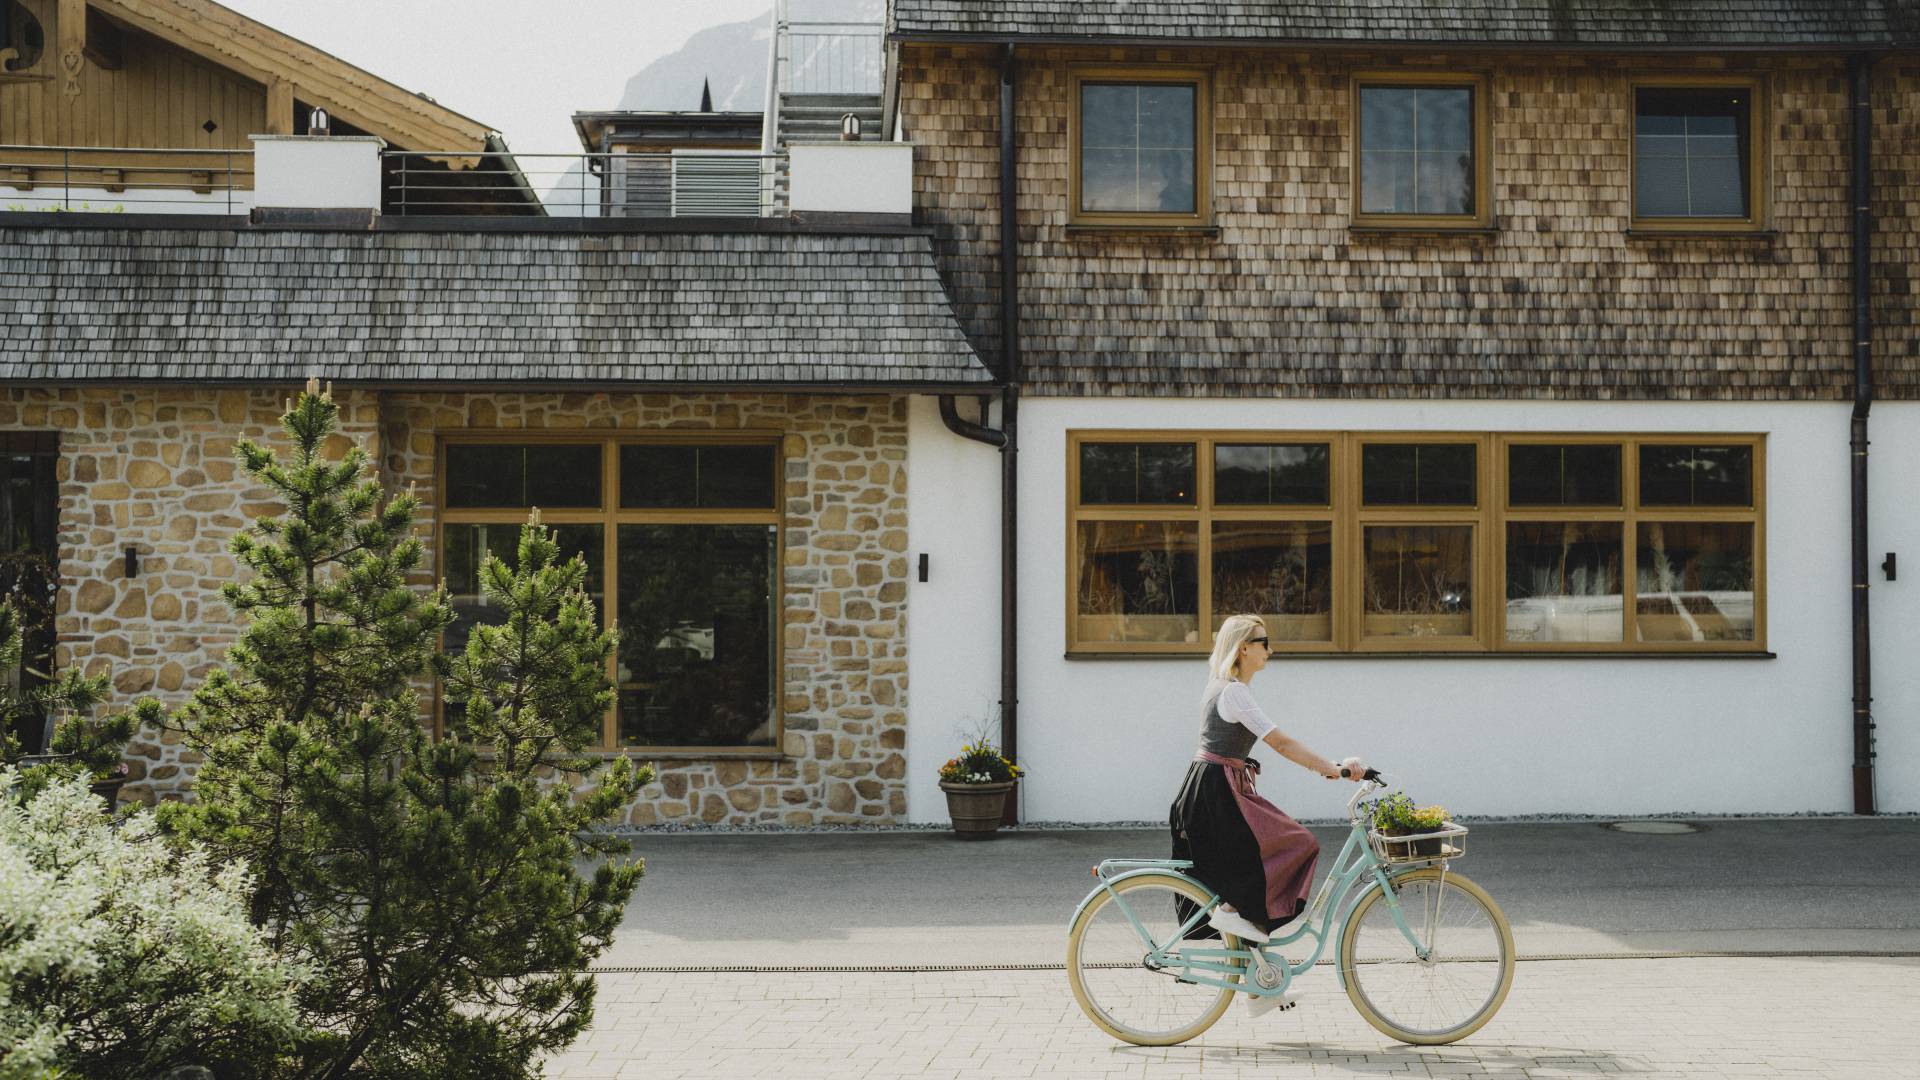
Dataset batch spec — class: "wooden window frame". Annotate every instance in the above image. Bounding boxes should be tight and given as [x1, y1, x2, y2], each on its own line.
[1067, 431, 1766, 657]
[1627, 74, 1771, 234]
[1350, 71, 1493, 230]
[1067, 65, 1214, 229]
[435, 431, 786, 756]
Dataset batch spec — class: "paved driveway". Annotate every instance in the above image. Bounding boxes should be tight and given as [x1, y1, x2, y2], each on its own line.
[554, 819, 1920, 1078]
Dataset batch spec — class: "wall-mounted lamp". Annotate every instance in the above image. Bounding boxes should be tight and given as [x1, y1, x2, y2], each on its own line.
[839, 112, 863, 141]
[309, 107, 331, 137]
[918, 553, 929, 583]
[1885, 552, 1898, 582]
[124, 546, 139, 579]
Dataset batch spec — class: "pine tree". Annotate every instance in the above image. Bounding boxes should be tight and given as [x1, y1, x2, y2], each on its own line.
[162, 383, 647, 1079]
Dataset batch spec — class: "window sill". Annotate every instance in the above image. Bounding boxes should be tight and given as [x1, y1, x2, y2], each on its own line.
[1625, 228, 1777, 241]
[1065, 649, 1776, 661]
[1064, 224, 1220, 239]
[1348, 223, 1499, 237]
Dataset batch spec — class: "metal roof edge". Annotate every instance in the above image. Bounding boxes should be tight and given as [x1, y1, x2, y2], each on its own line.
[888, 31, 1913, 53]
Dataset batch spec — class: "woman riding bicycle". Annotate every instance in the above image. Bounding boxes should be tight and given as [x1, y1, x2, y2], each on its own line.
[1171, 614, 1367, 945]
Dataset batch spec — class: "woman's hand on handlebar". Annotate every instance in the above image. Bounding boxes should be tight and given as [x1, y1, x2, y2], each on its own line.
[1336, 756, 1373, 782]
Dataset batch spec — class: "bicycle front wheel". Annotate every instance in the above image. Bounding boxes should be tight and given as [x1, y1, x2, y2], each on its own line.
[1337, 868, 1515, 1045]
[1066, 872, 1238, 1046]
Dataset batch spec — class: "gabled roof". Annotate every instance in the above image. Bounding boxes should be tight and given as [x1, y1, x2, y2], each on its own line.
[0, 224, 995, 388]
[92, 0, 496, 151]
[890, 0, 1918, 49]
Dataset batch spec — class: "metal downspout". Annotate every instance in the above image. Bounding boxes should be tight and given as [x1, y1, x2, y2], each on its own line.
[931, 45, 1020, 822]
[997, 44, 1021, 819]
[1849, 54, 1877, 815]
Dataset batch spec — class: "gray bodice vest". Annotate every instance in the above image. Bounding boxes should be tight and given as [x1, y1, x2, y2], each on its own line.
[1198, 688, 1258, 760]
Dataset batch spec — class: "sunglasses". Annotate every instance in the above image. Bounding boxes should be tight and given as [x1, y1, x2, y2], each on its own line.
[1247, 636, 1270, 649]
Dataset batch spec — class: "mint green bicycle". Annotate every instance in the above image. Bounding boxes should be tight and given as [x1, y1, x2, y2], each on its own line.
[1066, 773, 1514, 1046]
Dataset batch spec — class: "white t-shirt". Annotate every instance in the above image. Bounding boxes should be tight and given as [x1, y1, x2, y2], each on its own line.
[1215, 680, 1276, 740]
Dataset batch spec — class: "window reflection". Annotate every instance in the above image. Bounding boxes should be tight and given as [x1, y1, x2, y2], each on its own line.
[1076, 520, 1200, 643]
[1635, 522, 1755, 642]
[1212, 522, 1333, 642]
[616, 524, 776, 748]
[1363, 525, 1474, 638]
[1505, 522, 1624, 643]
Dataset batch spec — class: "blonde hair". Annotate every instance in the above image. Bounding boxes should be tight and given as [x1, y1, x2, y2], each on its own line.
[1207, 614, 1268, 685]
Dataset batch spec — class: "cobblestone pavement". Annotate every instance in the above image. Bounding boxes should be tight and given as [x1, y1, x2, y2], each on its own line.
[549, 956, 1920, 1079]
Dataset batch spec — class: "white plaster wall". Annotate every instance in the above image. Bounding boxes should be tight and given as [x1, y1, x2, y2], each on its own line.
[1868, 402, 1920, 814]
[905, 395, 1007, 822]
[910, 396, 1870, 822]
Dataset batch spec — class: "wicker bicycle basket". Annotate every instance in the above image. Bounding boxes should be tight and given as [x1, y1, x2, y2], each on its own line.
[1367, 821, 1470, 864]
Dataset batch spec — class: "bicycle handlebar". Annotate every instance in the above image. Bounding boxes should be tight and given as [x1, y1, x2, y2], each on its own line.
[1345, 772, 1390, 823]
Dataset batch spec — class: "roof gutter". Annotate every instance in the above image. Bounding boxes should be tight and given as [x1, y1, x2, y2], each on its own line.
[1849, 52, 1878, 816]
[887, 31, 1908, 55]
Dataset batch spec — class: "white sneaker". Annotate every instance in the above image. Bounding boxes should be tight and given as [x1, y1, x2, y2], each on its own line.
[1245, 986, 1302, 1017]
[1206, 907, 1270, 943]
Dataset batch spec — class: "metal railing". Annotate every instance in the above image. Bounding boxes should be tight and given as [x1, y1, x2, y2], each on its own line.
[383, 150, 788, 218]
[0, 145, 253, 213]
[762, 1, 887, 152]
[785, 20, 884, 95]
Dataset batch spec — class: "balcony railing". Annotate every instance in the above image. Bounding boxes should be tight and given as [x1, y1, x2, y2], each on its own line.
[0, 145, 253, 214]
[383, 150, 787, 218]
[785, 20, 884, 96]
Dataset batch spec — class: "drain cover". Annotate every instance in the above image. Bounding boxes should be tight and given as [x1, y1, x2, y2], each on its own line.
[1603, 820, 1704, 835]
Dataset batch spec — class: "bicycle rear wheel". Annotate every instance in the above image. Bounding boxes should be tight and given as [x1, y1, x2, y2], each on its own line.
[1066, 872, 1238, 1046]
[1337, 868, 1515, 1045]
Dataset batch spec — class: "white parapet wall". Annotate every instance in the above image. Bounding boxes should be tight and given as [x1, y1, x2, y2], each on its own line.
[250, 135, 384, 211]
[788, 143, 914, 215]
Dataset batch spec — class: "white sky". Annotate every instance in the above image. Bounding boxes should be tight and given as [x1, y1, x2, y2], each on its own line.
[220, 0, 775, 156]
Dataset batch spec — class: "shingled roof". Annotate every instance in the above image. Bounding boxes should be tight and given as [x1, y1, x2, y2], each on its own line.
[0, 225, 994, 388]
[890, 0, 1918, 47]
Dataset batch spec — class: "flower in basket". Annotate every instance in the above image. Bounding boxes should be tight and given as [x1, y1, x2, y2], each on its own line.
[1370, 791, 1447, 836]
[938, 738, 1024, 786]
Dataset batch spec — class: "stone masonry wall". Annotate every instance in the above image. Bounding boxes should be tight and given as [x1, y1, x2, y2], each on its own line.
[1, 387, 910, 825]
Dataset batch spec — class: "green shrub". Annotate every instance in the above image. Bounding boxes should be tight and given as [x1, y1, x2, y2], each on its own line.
[0, 768, 306, 1080]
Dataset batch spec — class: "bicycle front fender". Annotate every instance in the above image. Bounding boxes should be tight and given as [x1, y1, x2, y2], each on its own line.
[1068, 867, 1218, 931]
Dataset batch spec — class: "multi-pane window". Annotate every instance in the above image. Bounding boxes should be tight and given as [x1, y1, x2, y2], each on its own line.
[1070, 68, 1211, 227]
[1632, 82, 1765, 227]
[1353, 74, 1489, 227]
[439, 437, 781, 751]
[1068, 433, 1764, 654]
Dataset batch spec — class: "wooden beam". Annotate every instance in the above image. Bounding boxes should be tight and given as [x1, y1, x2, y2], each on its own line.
[58, 0, 85, 97]
[93, 0, 493, 150]
[84, 8, 126, 69]
[266, 75, 293, 134]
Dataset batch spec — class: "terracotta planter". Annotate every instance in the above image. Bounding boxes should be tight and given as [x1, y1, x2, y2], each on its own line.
[940, 780, 1015, 839]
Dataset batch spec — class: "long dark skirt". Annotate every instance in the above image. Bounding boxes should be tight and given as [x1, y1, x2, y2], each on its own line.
[1169, 753, 1319, 936]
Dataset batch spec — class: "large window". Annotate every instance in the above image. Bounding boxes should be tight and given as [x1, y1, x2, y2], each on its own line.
[1067, 432, 1765, 655]
[1069, 67, 1212, 228]
[439, 437, 781, 751]
[1352, 73, 1490, 228]
[1630, 79, 1767, 231]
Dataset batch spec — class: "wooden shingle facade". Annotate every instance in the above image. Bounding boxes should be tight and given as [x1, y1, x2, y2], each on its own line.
[898, 45, 1920, 398]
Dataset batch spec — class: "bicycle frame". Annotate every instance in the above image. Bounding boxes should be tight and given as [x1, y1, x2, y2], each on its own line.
[1075, 781, 1445, 999]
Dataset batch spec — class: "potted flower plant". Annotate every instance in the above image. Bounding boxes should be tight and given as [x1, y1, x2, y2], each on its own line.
[937, 727, 1023, 839]
[1370, 791, 1450, 859]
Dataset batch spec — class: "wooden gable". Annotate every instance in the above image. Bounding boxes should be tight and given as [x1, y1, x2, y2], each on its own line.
[1, 0, 492, 152]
